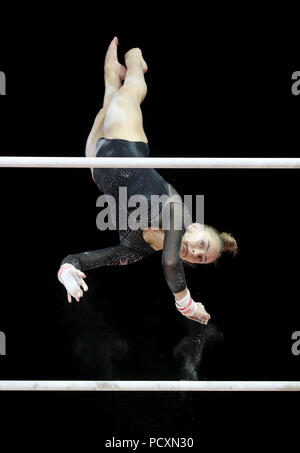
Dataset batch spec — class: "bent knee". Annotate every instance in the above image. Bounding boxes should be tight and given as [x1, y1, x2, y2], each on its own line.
[120, 80, 147, 104]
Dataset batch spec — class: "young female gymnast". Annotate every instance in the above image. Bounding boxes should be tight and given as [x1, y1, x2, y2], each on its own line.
[57, 37, 238, 324]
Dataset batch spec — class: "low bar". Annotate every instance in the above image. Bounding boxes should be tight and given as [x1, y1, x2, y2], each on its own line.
[0, 157, 300, 169]
[0, 381, 299, 391]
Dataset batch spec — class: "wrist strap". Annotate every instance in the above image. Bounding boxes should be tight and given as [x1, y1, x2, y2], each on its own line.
[57, 263, 74, 280]
[175, 289, 190, 307]
[176, 297, 197, 316]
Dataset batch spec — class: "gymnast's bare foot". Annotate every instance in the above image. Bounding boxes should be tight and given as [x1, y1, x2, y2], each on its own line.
[125, 48, 148, 73]
[105, 36, 127, 81]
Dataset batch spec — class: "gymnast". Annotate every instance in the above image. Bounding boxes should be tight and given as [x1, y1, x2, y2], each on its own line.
[57, 37, 238, 324]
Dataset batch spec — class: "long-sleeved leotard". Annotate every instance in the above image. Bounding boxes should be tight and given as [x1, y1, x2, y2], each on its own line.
[61, 138, 192, 294]
[161, 201, 188, 293]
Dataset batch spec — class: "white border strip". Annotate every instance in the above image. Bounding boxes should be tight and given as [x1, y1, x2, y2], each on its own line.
[0, 381, 299, 391]
[0, 157, 300, 169]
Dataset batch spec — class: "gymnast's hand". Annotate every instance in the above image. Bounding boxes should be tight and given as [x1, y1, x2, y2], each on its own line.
[175, 290, 210, 325]
[57, 263, 88, 303]
[186, 302, 210, 325]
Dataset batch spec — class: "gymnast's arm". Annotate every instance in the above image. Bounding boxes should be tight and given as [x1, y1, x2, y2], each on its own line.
[60, 243, 144, 270]
[161, 202, 210, 324]
[161, 202, 187, 296]
[58, 243, 144, 302]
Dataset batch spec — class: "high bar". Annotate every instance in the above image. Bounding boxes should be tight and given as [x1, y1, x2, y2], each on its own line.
[0, 381, 299, 391]
[0, 157, 300, 169]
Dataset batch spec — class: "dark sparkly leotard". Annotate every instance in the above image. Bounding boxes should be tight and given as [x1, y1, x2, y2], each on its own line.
[61, 138, 192, 293]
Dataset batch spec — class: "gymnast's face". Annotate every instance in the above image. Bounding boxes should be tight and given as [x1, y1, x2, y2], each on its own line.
[180, 223, 221, 264]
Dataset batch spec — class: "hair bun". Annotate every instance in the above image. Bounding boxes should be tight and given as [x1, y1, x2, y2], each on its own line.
[220, 232, 238, 255]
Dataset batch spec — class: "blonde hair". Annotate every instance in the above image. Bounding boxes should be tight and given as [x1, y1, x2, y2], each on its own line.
[204, 225, 238, 257]
[219, 232, 238, 256]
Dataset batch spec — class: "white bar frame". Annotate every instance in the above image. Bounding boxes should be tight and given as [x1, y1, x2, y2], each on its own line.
[0, 156, 300, 169]
[0, 156, 298, 390]
[0, 381, 299, 391]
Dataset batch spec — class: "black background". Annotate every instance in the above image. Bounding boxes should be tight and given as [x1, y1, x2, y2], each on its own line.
[0, 7, 299, 450]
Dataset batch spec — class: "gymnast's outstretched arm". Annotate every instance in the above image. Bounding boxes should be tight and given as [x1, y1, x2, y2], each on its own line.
[61, 244, 145, 270]
[162, 202, 211, 325]
[58, 243, 144, 303]
[161, 203, 187, 294]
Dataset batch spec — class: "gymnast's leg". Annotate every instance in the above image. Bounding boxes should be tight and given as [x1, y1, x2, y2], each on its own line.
[85, 37, 126, 158]
[102, 47, 148, 143]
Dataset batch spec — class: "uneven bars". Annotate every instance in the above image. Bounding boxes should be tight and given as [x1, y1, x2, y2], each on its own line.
[0, 381, 299, 391]
[0, 157, 300, 169]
